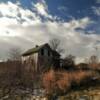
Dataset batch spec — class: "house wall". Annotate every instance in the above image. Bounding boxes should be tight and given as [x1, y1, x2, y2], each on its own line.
[38, 46, 53, 71]
[21, 53, 38, 72]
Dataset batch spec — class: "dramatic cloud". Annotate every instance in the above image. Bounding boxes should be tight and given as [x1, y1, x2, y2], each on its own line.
[92, 6, 100, 16]
[33, 0, 53, 20]
[96, 0, 100, 4]
[0, 1, 100, 63]
[58, 6, 68, 12]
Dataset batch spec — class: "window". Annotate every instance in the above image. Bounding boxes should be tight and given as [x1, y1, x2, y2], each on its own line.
[41, 49, 44, 55]
[48, 50, 50, 56]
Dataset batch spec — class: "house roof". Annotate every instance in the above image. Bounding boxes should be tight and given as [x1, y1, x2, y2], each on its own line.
[22, 43, 60, 56]
[22, 44, 47, 56]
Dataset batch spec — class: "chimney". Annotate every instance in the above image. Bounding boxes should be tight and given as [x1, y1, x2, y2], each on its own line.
[36, 45, 39, 47]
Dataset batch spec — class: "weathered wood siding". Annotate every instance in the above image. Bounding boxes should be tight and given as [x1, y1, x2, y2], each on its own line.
[38, 46, 53, 71]
[21, 53, 38, 71]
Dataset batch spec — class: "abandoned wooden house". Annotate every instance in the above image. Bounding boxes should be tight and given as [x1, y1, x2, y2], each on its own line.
[21, 43, 60, 71]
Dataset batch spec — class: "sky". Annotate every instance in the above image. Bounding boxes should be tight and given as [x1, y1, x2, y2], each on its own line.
[0, 0, 100, 63]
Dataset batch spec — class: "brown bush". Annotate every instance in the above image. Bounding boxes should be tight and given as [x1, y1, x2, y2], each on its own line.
[56, 71, 71, 93]
[42, 69, 56, 95]
[42, 70, 71, 96]
[70, 70, 93, 85]
[42, 69, 94, 96]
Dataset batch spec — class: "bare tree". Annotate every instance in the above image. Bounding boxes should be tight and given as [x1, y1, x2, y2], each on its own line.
[89, 55, 98, 64]
[84, 57, 89, 64]
[49, 38, 64, 54]
[63, 54, 75, 70]
[8, 47, 22, 61]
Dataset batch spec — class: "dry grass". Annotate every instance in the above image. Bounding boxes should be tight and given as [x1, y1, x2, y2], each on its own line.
[0, 61, 22, 87]
[42, 70, 71, 95]
[0, 60, 41, 88]
[56, 71, 71, 93]
[42, 70, 56, 94]
[42, 69, 94, 96]
[0, 61, 97, 96]
[70, 70, 93, 85]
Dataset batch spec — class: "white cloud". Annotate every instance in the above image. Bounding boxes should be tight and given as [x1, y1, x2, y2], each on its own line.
[58, 6, 67, 11]
[92, 6, 100, 16]
[0, 1, 100, 63]
[96, 0, 100, 4]
[33, 0, 52, 19]
[34, 0, 47, 15]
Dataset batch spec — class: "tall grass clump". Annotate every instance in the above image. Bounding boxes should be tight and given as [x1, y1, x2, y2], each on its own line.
[42, 69, 94, 98]
[70, 70, 94, 88]
[55, 71, 71, 94]
[42, 69, 56, 95]
[42, 69, 71, 98]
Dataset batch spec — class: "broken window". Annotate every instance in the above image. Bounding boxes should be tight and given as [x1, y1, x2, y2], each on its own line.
[48, 50, 50, 56]
[41, 49, 44, 55]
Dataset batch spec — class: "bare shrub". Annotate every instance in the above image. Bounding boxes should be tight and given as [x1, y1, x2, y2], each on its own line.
[70, 71, 93, 85]
[0, 59, 42, 89]
[0, 61, 22, 87]
[42, 69, 94, 97]
[61, 55, 75, 70]
[42, 70, 72, 96]
[42, 69, 56, 95]
[8, 47, 22, 61]
[76, 63, 90, 70]
[56, 71, 71, 93]
[87, 55, 100, 70]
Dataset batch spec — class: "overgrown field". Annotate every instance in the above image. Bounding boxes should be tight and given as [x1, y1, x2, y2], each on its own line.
[0, 61, 100, 100]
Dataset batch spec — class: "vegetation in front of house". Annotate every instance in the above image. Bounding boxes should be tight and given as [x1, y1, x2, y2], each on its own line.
[0, 61, 100, 100]
[42, 69, 99, 99]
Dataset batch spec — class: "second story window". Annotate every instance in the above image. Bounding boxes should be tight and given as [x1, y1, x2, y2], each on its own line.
[48, 50, 50, 56]
[41, 49, 44, 55]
